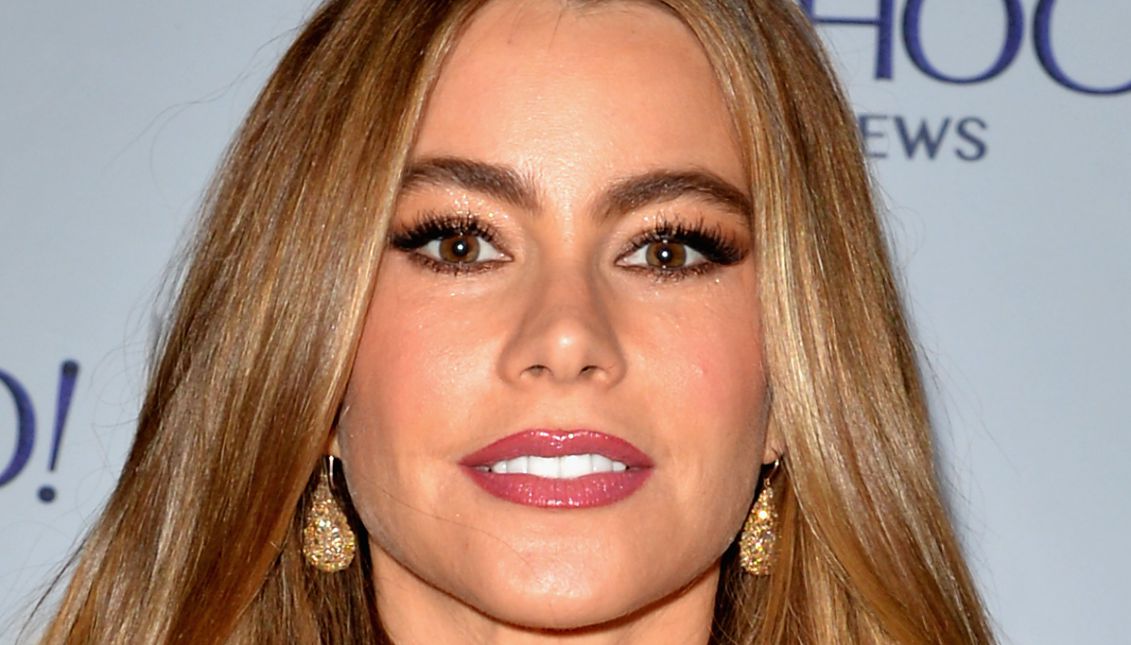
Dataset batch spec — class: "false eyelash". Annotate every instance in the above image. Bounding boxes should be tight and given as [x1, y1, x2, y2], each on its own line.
[387, 211, 509, 276]
[619, 216, 747, 282]
[388, 211, 747, 281]
[388, 211, 502, 251]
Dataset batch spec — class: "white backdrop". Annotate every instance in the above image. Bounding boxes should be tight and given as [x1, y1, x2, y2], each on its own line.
[2, 1, 1128, 643]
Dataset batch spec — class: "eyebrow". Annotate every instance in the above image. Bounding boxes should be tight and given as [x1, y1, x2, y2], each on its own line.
[400, 157, 540, 211]
[400, 157, 751, 223]
[597, 169, 751, 223]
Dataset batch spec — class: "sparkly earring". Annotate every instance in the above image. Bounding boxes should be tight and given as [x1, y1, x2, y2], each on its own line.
[302, 455, 357, 572]
[739, 462, 780, 576]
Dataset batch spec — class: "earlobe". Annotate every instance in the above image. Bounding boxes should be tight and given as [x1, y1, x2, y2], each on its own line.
[758, 385, 781, 466]
[327, 430, 341, 458]
[327, 402, 349, 457]
[761, 425, 785, 466]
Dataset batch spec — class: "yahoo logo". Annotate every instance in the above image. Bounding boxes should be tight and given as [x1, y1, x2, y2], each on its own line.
[801, 0, 1131, 96]
[0, 361, 78, 502]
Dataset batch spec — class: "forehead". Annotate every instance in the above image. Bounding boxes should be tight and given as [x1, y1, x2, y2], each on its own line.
[410, 0, 745, 198]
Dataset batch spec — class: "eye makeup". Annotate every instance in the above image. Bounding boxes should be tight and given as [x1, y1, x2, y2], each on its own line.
[617, 215, 747, 283]
[388, 211, 510, 276]
[387, 210, 748, 281]
[389, 211, 505, 253]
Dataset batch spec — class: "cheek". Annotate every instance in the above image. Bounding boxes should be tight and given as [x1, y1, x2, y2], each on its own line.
[628, 284, 767, 542]
[686, 299, 764, 444]
[347, 269, 494, 433]
[686, 335, 762, 413]
[641, 289, 765, 431]
[336, 266, 495, 522]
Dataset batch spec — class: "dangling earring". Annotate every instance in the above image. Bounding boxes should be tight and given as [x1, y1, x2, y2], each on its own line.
[302, 455, 357, 572]
[739, 461, 780, 576]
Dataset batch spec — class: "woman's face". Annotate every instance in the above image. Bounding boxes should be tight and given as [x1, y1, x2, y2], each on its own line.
[336, 0, 776, 635]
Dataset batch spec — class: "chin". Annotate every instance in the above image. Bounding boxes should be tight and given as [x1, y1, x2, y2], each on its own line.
[470, 575, 637, 631]
[453, 544, 685, 632]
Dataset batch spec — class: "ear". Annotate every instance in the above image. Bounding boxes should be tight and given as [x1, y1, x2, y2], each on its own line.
[326, 401, 348, 457]
[327, 427, 342, 458]
[761, 423, 785, 466]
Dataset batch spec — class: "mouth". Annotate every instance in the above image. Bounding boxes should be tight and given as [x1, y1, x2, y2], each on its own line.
[459, 429, 654, 509]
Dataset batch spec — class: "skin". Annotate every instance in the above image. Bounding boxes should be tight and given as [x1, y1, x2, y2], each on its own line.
[333, 1, 781, 642]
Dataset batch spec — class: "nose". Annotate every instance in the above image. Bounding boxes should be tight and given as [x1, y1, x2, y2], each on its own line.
[497, 263, 626, 387]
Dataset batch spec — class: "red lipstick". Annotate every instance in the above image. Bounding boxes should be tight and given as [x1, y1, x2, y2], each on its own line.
[459, 430, 653, 508]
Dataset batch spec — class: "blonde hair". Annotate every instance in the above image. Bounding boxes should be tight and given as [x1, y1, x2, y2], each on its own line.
[39, 1, 992, 643]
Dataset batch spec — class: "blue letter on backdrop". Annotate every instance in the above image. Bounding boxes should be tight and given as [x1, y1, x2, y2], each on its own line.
[1035, 0, 1131, 95]
[800, 0, 896, 80]
[904, 0, 1024, 84]
[0, 370, 36, 487]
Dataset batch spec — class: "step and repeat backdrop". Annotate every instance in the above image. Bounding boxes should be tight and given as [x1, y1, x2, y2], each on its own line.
[2, 1, 1128, 642]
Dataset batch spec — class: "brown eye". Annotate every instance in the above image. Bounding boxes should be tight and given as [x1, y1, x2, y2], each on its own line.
[645, 240, 687, 268]
[619, 236, 708, 274]
[415, 231, 505, 267]
[438, 234, 481, 263]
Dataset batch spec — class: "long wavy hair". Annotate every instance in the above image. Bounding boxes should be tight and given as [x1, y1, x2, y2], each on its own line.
[38, 0, 993, 643]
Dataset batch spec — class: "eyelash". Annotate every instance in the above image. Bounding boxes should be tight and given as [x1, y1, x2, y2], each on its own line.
[388, 212, 507, 276]
[387, 212, 746, 282]
[618, 217, 745, 282]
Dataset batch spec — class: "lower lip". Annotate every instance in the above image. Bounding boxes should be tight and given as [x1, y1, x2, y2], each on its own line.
[462, 468, 652, 508]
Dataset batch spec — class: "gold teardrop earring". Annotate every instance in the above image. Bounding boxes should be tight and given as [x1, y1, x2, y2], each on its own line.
[302, 455, 357, 572]
[739, 460, 780, 576]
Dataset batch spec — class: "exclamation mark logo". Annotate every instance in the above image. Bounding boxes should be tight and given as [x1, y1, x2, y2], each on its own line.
[38, 360, 78, 503]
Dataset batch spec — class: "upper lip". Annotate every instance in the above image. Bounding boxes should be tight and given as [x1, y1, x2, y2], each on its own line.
[459, 429, 654, 469]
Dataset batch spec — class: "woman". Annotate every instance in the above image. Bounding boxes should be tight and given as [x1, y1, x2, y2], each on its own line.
[38, 0, 993, 643]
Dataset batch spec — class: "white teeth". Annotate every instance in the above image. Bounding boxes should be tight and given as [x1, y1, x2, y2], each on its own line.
[592, 454, 613, 472]
[559, 454, 592, 479]
[486, 454, 628, 478]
